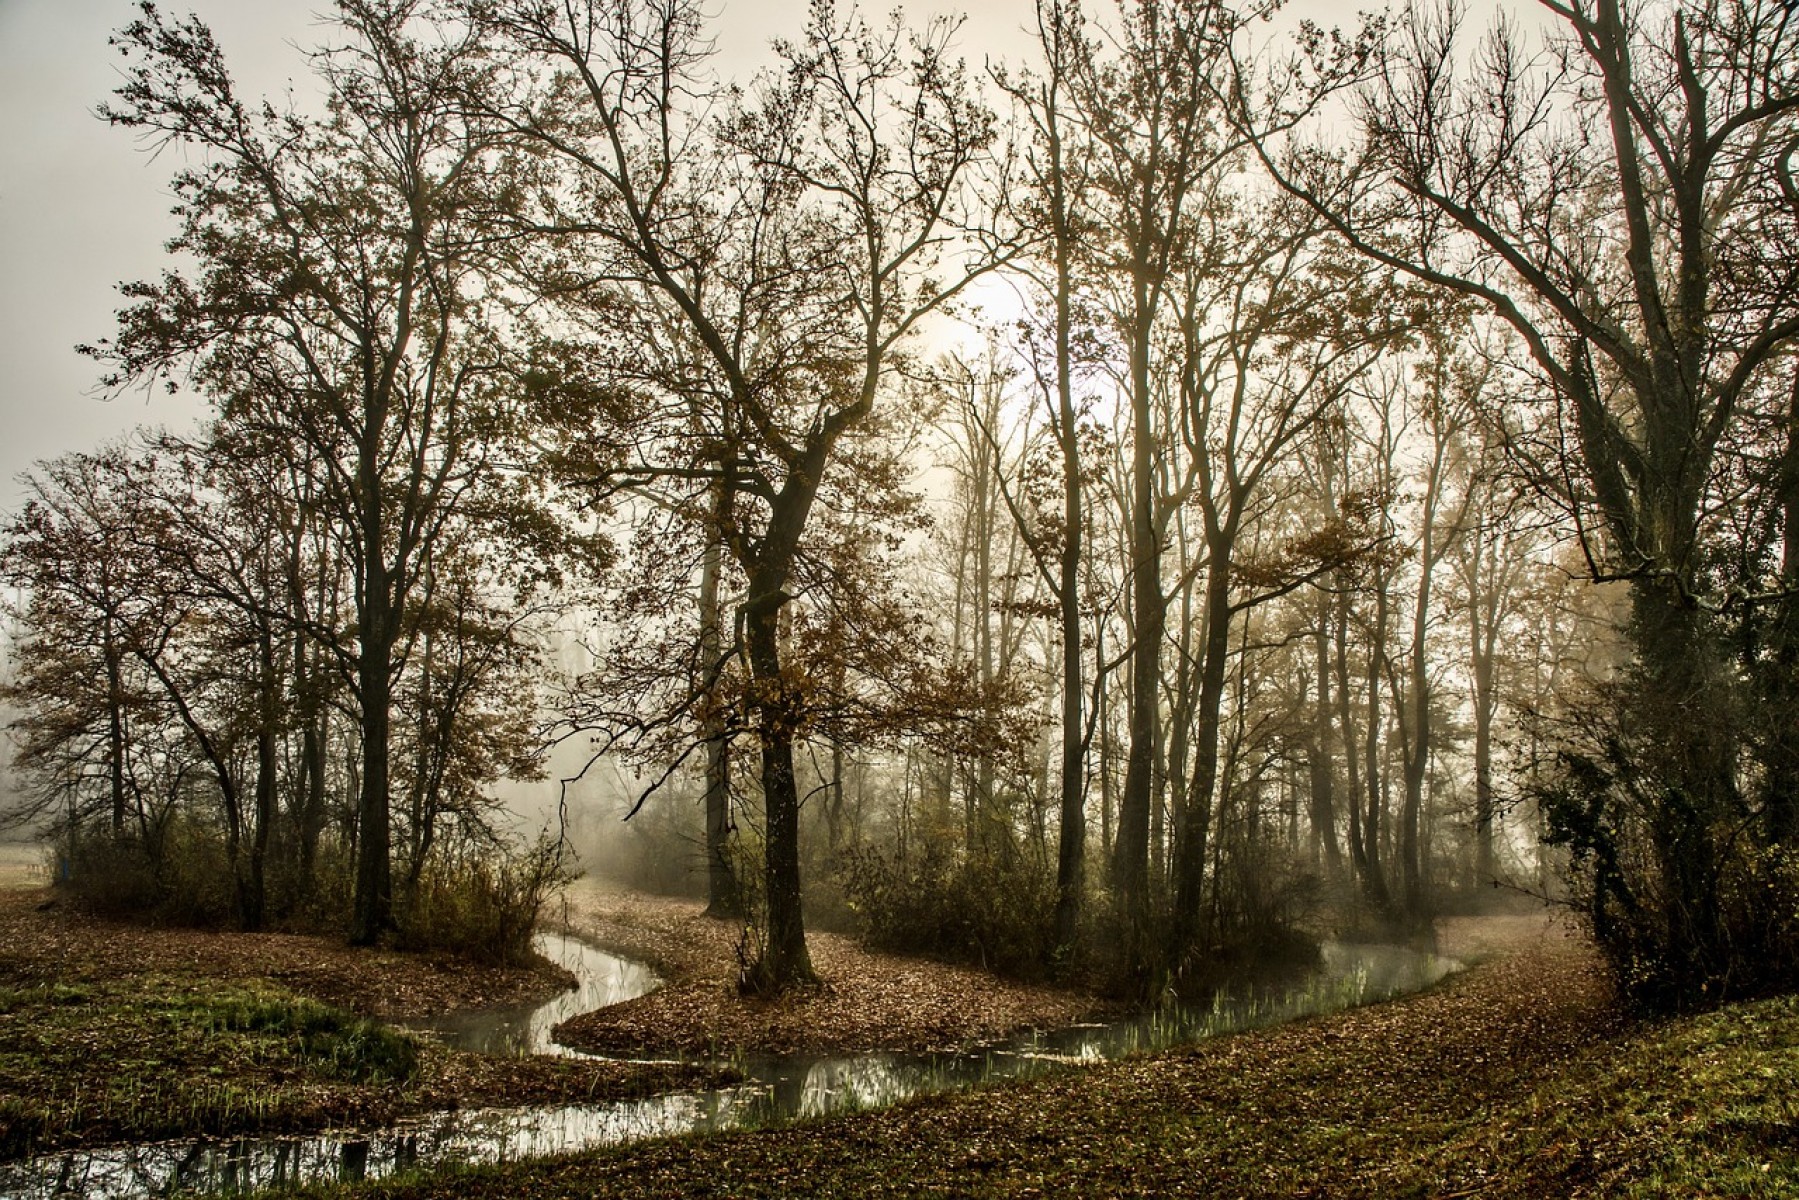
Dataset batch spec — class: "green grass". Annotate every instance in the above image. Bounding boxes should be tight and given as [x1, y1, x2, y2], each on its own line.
[1464, 992, 1799, 1197]
[0, 976, 419, 1159]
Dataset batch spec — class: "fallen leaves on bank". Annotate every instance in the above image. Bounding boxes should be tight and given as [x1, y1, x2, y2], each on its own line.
[549, 886, 1119, 1056]
[0, 888, 570, 1018]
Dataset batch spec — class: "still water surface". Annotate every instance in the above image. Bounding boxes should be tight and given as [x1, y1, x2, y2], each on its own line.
[0, 932, 1457, 1198]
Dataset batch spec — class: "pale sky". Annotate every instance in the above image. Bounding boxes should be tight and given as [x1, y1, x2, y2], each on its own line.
[0, 0, 298, 508]
[0, 0, 1365, 513]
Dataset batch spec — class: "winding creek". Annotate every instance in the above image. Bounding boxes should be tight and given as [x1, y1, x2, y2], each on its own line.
[0, 931, 1460, 1198]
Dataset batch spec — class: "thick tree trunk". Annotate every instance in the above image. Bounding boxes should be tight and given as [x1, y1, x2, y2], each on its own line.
[743, 589, 815, 990]
[735, 445, 831, 992]
[1629, 581, 1732, 982]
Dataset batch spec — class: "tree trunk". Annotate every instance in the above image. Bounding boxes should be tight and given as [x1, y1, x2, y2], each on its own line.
[1172, 555, 1232, 964]
[1468, 540, 1498, 886]
[1400, 548, 1432, 920]
[1113, 320, 1162, 962]
[245, 627, 279, 932]
[1629, 580, 1732, 983]
[351, 629, 394, 945]
[1353, 583, 1392, 913]
[699, 527, 740, 918]
[1046, 61, 1088, 961]
[1766, 370, 1799, 844]
[298, 713, 328, 888]
[1334, 590, 1369, 890]
[1310, 618, 1342, 872]
[350, 495, 396, 946]
[735, 445, 831, 991]
[743, 588, 815, 989]
[103, 616, 127, 837]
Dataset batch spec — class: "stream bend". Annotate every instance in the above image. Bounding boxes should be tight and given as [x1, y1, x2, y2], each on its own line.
[0, 931, 1459, 1199]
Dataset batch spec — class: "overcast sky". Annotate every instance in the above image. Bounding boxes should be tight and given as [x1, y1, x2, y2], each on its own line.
[0, 0, 1375, 514]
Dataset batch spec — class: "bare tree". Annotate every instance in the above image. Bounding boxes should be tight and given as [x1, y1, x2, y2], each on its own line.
[477, 0, 996, 989]
[1240, 0, 1799, 1000]
[92, 0, 536, 944]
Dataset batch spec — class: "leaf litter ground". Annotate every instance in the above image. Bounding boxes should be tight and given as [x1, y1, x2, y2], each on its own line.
[550, 884, 1117, 1056]
[312, 912, 1799, 1199]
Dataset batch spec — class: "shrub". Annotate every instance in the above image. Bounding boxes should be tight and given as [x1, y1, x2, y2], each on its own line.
[49, 813, 574, 970]
[836, 837, 1059, 980]
[1536, 679, 1799, 1009]
[396, 833, 575, 966]
[57, 819, 238, 927]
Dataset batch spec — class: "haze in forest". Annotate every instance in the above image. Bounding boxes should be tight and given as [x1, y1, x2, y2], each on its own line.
[0, 0, 1794, 1033]
[0, 0, 1400, 505]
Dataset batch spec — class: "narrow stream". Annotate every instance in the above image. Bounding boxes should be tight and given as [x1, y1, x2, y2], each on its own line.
[400, 931, 662, 1057]
[0, 932, 1458, 1198]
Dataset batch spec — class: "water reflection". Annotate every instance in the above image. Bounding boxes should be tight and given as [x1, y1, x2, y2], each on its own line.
[0, 935, 1458, 1199]
[0, 1097, 751, 1200]
[400, 931, 661, 1057]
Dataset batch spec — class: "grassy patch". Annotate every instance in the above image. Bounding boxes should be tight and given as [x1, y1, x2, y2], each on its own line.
[294, 946, 1799, 1199]
[0, 976, 419, 1158]
[1448, 992, 1799, 1197]
[0, 974, 735, 1164]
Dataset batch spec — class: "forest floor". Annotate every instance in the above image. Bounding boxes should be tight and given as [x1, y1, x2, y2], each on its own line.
[12, 851, 1798, 1196]
[312, 911, 1799, 1199]
[0, 861, 1115, 1163]
[550, 884, 1117, 1055]
[0, 872, 728, 1160]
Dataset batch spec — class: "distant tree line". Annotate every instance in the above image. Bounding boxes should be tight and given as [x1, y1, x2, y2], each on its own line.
[4, 0, 1795, 1008]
